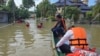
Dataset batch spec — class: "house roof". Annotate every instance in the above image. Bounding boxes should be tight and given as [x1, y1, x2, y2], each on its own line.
[54, 0, 91, 12]
[55, 0, 84, 6]
[79, 4, 91, 10]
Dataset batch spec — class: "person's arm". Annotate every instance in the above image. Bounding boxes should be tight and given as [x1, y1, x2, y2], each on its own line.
[52, 21, 58, 28]
[56, 30, 73, 47]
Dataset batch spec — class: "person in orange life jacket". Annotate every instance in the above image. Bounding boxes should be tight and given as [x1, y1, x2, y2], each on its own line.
[55, 25, 88, 55]
[51, 14, 67, 38]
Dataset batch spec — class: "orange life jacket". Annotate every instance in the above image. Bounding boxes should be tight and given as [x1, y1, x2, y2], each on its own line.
[70, 27, 88, 49]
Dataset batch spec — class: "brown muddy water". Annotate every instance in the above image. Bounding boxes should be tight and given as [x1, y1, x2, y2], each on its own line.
[0, 19, 100, 56]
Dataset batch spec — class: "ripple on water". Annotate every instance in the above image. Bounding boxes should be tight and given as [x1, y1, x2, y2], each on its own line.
[0, 51, 4, 54]
[15, 32, 23, 35]
[15, 35, 24, 38]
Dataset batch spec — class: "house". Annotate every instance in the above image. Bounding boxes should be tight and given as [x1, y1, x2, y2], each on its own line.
[0, 11, 8, 23]
[54, 0, 91, 14]
[0, 0, 7, 5]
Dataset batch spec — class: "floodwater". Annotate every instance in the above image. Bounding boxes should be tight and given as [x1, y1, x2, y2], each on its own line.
[0, 19, 53, 56]
[0, 19, 100, 56]
[79, 24, 100, 54]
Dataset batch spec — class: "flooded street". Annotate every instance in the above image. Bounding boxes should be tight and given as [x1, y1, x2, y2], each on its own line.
[0, 19, 53, 56]
[0, 19, 100, 56]
[80, 24, 100, 54]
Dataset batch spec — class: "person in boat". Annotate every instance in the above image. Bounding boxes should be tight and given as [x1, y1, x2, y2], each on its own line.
[55, 25, 89, 55]
[51, 14, 67, 39]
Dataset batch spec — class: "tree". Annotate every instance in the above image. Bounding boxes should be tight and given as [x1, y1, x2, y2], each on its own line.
[35, 6, 41, 18]
[18, 7, 30, 19]
[93, 2, 100, 16]
[7, 0, 17, 22]
[86, 11, 93, 21]
[22, 0, 35, 9]
[0, 5, 9, 11]
[14, 5, 30, 20]
[35, 0, 56, 18]
[37, 0, 51, 17]
[92, 2, 100, 21]
[7, 0, 17, 12]
[63, 6, 80, 22]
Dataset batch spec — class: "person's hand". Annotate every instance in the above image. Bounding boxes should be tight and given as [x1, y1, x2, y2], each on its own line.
[53, 47, 58, 50]
[51, 27, 54, 31]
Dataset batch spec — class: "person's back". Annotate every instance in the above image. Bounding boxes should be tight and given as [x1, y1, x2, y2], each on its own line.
[70, 27, 88, 51]
[56, 26, 88, 54]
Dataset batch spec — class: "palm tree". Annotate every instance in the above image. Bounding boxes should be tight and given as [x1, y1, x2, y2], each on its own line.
[93, 2, 100, 16]
[92, 2, 100, 21]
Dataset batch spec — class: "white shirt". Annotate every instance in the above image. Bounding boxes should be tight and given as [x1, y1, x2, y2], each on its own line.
[56, 29, 76, 52]
[56, 30, 73, 47]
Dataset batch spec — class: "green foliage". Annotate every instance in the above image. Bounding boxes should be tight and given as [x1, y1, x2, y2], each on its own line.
[7, 0, 17, 12]
[47, 16, 55, 20]
[0, 5, 9, 11]
[17, 7, 30, 19]
[13, 5, 30, 20]
[93, 2, 100, 16]
[0, 0, 31, 22]
[92, 2, 100, 21]
[35, 0, 56, 18]
[86, 11, 93, 20]
[6, 0, 17, 22]
[7, 0, 30, 20]
[35, 6, 42, 18]
[22, 0, 35, 9]
[63, 6, 80, 21]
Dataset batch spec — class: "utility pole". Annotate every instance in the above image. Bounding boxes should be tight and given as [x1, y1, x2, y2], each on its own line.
[13, 6, 15, 23]
[12, 0, 15, 23]
[64, 0, 66, 19]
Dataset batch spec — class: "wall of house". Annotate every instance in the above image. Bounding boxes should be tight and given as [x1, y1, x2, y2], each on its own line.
[0, 13, 8, 23]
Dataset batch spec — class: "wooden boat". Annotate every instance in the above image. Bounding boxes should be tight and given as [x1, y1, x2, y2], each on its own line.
[52, 34, 65, 56]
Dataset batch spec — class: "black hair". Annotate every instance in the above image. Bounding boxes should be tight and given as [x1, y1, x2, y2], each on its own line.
[68, 25, 75, 29]
[56, 14, 62, 19]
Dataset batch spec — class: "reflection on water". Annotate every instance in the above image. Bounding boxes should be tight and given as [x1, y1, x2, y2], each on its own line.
[76, 24, 100, 53]
[0, 19, 100, 56]
[0, 22, 34, 56]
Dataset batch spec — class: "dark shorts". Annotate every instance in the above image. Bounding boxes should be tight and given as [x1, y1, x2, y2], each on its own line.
[59, 44, 72, 54]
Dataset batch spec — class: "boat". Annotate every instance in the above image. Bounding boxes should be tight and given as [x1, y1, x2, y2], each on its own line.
[52, 34, 66, 56]
[52, 34, 100, 56]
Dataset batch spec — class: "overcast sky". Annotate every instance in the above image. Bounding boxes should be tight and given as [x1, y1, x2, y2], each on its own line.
[14, 0, 96, 11]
